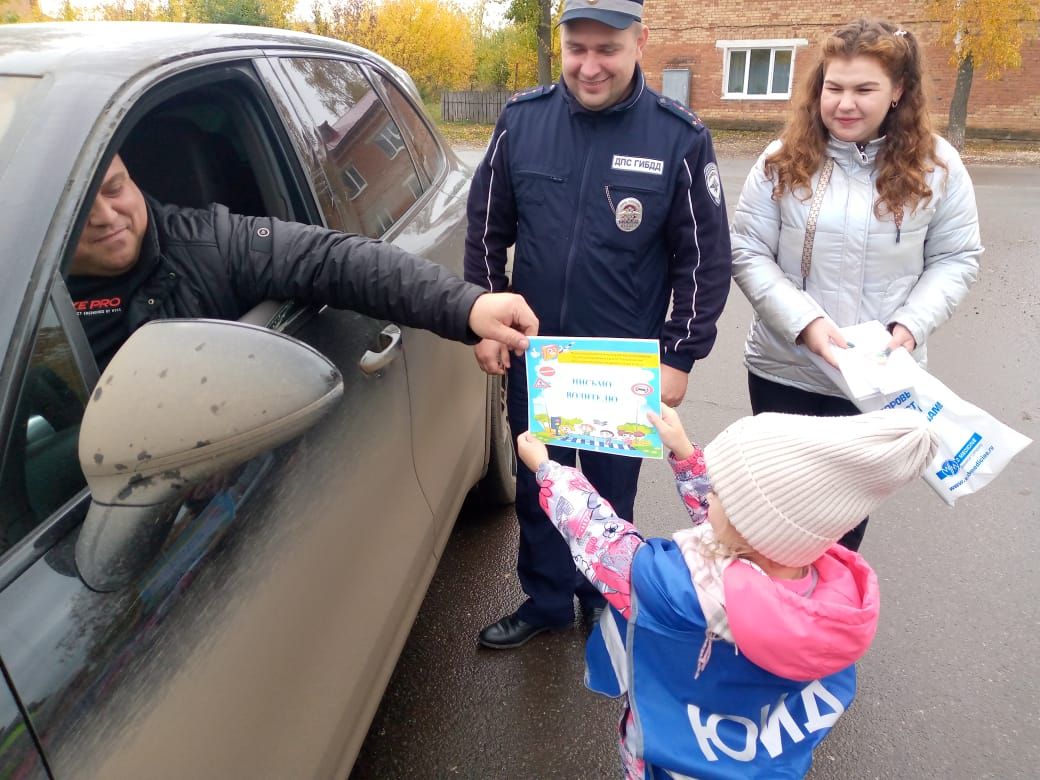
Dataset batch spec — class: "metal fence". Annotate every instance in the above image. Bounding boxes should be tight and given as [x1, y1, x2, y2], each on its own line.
[441, 90, 511, 124]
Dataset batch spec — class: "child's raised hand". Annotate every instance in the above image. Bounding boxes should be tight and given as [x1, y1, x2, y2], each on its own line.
[647, 405, 695, 460]
[516, 431, 550, 473]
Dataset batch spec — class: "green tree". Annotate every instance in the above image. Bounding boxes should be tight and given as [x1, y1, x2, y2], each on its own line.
[90, 0, 291, 26]
[95, 1, 183, 21]
[185, 0, 293, 26]
[473, 22, 539, 89]
[928, 0, 1040, 150]
[505, 0, 557, 85]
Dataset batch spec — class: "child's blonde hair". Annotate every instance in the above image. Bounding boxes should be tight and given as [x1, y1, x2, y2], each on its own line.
[695, 516, 755, 561]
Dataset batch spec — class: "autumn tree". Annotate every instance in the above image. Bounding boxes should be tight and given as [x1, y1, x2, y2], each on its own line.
[310, 0, 475, 98]
[474, 22, 540, 89]
[184, 0, 294, 27]
[1, 0, 44, 23]
[506, 0, 556, 85]
[306, 0, 375, 41]
[95, 1, 185, 21]
[88, 0, 291, 26]
[928, 0, 1040, 150]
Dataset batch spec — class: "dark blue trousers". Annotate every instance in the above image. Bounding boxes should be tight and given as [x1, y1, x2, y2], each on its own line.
[507, 358, 642, 627]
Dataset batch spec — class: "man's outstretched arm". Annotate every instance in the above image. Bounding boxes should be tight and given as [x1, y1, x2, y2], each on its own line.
[217, 208, 536, 349]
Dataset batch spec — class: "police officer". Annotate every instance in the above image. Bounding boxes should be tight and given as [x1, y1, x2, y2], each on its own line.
[465, 0, 732, 649]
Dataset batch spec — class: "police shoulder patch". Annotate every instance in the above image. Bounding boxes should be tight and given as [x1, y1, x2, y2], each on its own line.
[656, 96, 704, 131]
[508, 84, 556, 104]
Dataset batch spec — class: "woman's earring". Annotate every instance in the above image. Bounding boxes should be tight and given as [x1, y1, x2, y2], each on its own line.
[891, 99, 899, 108]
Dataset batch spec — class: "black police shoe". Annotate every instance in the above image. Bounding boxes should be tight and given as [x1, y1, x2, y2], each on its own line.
[478, 610, 555, 649]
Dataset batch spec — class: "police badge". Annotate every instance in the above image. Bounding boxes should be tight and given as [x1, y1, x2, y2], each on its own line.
[704, 162, 722, 207]
[615, 197, 643, 232]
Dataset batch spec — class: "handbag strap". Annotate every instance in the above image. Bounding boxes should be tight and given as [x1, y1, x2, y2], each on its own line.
[800, 157, 835, 290]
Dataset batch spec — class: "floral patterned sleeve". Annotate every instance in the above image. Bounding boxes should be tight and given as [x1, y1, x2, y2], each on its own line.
[669, 446, 711, 526]
[534, 461, 645, 618]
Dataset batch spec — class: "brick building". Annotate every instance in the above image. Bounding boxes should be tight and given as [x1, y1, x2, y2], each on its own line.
[641, 1, 1039, 139]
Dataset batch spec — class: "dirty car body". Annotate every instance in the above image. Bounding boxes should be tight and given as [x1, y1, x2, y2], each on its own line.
[0, 22, 513, 778]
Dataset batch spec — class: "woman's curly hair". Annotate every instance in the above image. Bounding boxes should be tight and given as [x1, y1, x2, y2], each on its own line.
[765, 19, 944, 221]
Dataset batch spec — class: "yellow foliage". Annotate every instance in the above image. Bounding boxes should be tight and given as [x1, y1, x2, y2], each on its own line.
[343, 0, 476, 97]
[93, 1, 185, 21]
[1, 0, 46, 22]
[28, 0, 294, 24]
[472, 10, 564, 91]
[505, 35, 540, 89]
[475, 24, 539, 89]
[929, 0, 1040, 78]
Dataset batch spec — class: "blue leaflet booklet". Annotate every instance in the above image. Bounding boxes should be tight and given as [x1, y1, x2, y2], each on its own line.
[525, 336, 664, 459]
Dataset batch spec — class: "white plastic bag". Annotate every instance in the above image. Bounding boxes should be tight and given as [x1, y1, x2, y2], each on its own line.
[803, 321, 1032, 506]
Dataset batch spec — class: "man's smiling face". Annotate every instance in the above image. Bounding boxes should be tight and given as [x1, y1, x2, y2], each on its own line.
[71, 154, 149, 277]
[560, 19, 648, 112]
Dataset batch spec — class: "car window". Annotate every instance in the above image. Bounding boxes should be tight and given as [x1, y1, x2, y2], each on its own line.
[376, 73, 446, 186]
[120, 80, 274, 218]
[275, 57, 421, 237]
[0, 301, 87, 557]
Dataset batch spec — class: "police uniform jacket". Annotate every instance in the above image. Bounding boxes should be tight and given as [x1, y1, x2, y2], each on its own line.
[69, 196, 484, 368]
[464, 67, 731, 372]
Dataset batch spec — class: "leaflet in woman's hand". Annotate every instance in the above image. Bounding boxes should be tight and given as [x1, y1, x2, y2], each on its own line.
[802, 320, 907, 401]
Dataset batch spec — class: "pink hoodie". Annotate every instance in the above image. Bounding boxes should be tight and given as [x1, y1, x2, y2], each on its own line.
[724, 543, 880, 682]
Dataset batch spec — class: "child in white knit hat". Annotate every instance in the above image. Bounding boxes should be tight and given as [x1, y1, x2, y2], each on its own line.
[516, 405, 937, 780]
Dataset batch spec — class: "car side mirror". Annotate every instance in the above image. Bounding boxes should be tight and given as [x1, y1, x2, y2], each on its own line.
[75, 319, 343, 592]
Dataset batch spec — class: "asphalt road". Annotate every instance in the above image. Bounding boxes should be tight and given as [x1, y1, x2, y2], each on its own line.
[349, 154, 1040, 779]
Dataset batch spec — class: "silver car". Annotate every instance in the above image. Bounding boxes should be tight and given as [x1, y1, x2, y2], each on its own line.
[0, 22, 513, 777]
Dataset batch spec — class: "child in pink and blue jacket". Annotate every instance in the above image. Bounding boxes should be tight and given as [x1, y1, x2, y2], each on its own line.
[516, 406, 937, 779]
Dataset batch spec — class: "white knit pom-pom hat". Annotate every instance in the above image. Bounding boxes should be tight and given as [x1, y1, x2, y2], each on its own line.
[703, 409, 938, 567]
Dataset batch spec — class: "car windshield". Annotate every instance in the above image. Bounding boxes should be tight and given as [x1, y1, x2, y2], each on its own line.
[0, 75, 44, 179]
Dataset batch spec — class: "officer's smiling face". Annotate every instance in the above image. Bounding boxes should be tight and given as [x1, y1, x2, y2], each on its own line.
[560, 19, 649, 112]
[71, 154, 149, 277]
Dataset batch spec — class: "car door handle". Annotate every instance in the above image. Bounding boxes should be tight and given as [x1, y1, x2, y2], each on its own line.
[359, 324, 403, 375]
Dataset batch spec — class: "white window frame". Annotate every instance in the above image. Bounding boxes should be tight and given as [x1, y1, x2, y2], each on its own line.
[716, 38, 807, 101]
[374, 208, 395, 235]
[341, 164, 367, 200]
[373, 122, 405, 159]
[405, 173, 422, 200]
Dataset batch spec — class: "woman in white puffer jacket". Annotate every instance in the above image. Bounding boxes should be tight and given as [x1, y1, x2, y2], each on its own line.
[731, 18, 982, 550]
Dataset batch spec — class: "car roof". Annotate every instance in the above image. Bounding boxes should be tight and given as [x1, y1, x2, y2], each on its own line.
[1, 21, 378, 78]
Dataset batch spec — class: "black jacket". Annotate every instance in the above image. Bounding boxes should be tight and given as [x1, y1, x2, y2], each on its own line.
[464, 68, 731, 372]
[69, 197, 483, 367]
